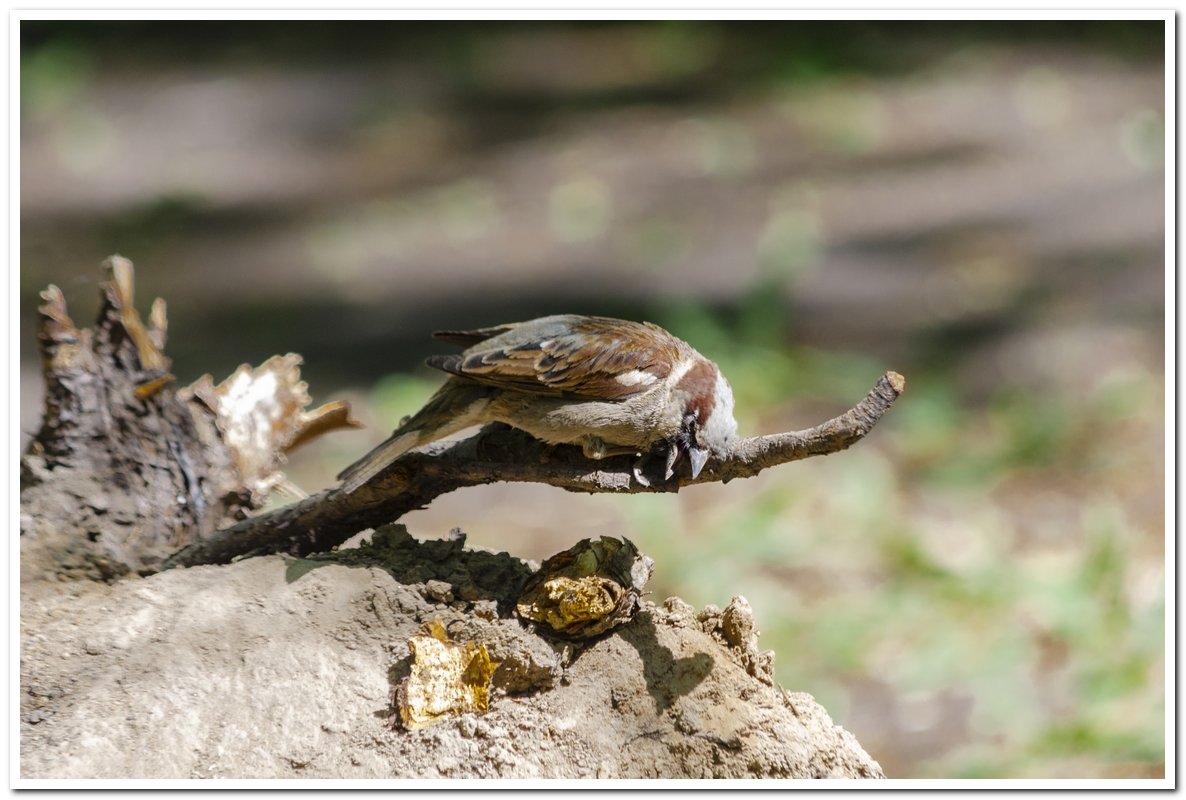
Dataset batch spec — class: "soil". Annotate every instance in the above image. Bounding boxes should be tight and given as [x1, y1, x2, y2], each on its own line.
[18, 525, 883, 780]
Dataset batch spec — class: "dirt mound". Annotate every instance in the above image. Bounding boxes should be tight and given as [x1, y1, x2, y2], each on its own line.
[19, 526, 882, 779]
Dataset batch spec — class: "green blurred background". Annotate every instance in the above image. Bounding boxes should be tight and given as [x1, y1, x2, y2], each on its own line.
[19, 20, 1166, 778]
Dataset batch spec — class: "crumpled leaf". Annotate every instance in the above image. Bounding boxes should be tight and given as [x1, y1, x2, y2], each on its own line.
[516, 536, 654, 640]
[396, 620, 500, 730]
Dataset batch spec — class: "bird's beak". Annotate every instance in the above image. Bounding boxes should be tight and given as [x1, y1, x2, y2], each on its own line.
[688, 446, 709, 480]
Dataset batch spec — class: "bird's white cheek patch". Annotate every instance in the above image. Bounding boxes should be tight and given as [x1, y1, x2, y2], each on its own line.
[615, 370, 658, 387]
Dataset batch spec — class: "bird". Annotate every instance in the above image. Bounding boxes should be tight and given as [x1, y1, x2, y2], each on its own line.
[336, 314, 738, 494]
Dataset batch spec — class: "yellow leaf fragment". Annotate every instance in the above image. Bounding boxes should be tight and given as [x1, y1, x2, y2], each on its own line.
[425, 618, 449, 642]
[516, 575, 621, 631]
[397, 626, 500, 730]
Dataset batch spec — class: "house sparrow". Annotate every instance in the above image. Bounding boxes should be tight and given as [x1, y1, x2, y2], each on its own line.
[336, 314, 738, 494]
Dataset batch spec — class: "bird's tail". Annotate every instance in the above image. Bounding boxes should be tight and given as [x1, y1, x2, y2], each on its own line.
[335, 429, 424, 495]
[336, 379, 488, 495]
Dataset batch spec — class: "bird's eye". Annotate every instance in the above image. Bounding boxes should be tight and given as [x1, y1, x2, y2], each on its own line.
[683, 412, 698, 428]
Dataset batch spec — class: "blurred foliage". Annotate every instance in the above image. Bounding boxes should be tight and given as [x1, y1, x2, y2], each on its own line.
[21, 20, 1163, 77]
[20, 18, 1164, 147]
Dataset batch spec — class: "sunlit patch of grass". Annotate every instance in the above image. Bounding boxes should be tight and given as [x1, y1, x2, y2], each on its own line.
[891, 376, 1085, 489]
[988, 388, 1072, 470]
[1032, 721, 1161, 762]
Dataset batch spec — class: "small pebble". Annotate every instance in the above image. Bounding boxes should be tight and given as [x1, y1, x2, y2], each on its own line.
[423, 580, 454, 604]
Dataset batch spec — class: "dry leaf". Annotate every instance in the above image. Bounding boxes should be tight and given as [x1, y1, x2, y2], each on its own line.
[516, 537, 653, 639]
[396, 622, 500, 730]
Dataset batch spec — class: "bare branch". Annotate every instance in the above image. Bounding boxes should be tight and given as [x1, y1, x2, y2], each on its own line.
[161, 371, 905, 571]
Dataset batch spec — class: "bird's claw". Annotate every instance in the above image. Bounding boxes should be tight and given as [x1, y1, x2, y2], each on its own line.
[663, 443, 683, 481]
[632, 459, 651, 487]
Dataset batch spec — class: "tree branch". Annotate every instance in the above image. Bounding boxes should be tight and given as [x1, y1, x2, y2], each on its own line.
[161, 371, 905, 571]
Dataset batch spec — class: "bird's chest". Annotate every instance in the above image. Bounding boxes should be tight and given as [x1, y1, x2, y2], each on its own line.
[498, 391, 677, 448]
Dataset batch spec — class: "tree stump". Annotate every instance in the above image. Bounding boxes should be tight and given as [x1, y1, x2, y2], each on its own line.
[19, 256, 356, 581]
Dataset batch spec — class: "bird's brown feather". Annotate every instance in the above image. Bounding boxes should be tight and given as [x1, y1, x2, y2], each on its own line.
[431, 324, 517, 347]
[427, 316, 681, 401]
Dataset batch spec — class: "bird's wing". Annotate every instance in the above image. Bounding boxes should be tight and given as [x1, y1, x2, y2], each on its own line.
[427, 316, 680, 400]
[431, 324, 516, 347]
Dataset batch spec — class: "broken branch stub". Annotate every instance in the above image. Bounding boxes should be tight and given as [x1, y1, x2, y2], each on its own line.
[20, 256, 358, 581]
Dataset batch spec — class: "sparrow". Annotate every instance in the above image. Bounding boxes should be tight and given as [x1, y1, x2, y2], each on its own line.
[336, 314, 738, 494]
